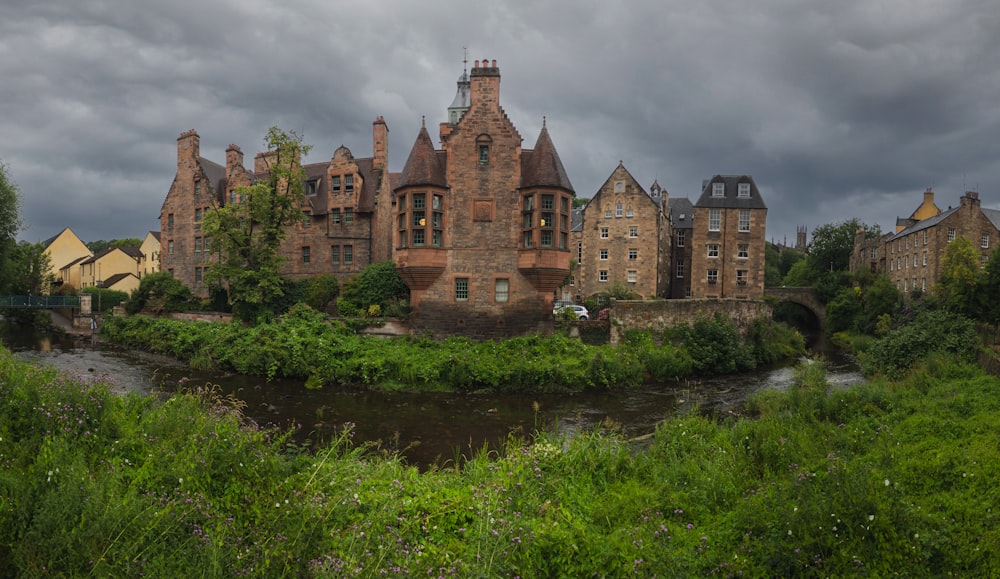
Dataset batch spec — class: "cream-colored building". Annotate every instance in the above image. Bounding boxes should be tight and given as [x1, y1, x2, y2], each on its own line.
[79, 247, 143, 289]
[139, 231, 161, 277]
[42, 227, 92, 292]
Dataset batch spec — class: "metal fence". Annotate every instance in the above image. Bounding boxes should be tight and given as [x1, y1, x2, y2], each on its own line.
[0, 295, 82, 309]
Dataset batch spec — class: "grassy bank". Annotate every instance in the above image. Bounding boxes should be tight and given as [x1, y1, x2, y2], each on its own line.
[98, 304, 805, 391]
[2, 345, 998, 576]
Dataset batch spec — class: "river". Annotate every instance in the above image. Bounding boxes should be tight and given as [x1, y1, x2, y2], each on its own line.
[1, 321, 864, 468]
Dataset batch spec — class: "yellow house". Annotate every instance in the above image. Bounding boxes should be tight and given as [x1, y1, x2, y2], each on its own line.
[101, 272, 141, 294]
[79, 247, 143, 289]
[58, 256, 90, 291]
[42, 227, 92, 292]
[139, 231, 161, 277]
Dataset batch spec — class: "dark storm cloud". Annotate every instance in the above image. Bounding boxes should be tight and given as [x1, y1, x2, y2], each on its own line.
[2, 0, 999, 246]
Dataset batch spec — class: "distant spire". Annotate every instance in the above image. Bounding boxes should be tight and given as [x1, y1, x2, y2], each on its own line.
[447, 53, 472, 125]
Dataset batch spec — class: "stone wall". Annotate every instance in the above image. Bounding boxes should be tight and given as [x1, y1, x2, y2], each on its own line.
[608, 298, 772, 345]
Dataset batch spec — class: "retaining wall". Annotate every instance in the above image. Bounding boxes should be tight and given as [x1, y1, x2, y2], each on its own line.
[609, 299, 772, 345]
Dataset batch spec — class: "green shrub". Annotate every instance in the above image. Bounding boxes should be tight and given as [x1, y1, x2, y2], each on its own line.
[861, 309, 980, 378]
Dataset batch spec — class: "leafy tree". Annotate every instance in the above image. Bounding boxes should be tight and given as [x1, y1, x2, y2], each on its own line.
[862, 309, 979, 377]
[339, 261, 408, 316]
[87, 238, 143, 253]
[977, 248, 1000, 336]
[124, 271, 196, 314]
[0, 161, 23, 294]
[825, 286, 861, 334]
[9, 242, 52, 295]
[202, 127, 312, 323]
[82, 287, 128, 313]
[934, 236, 982, 316]
[764, 242, 782, 287]
[572, 197, 590, 208]
[808, 219, 877, 275]
[301, 274, 340, 312]
[857, 275, 902, 334]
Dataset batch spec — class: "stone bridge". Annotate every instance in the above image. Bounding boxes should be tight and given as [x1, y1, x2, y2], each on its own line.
[764, 287, 825, 327]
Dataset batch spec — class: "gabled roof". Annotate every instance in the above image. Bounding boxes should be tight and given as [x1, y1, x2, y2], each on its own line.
[199, 157, 226, 202]
[669, 197, 695, 230]
[42, 227, 85, 249]
[59, 255, 90, 270]
[101, 272, 137, 288]
[396, 124, 448, 190]
[80, 246, 143, 265]
[983, 207, 1000, 231]
[887, 206, 959, 241]
[694, 175, 767, 209]
[571, 207, 584, 232]
[520, 123, 574, 192]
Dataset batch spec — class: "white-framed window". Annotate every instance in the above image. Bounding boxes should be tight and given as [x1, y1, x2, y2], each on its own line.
[599, 249, 609, 260]
[707, 244, 719, 258]
[982, 233, 990, 249]
[707, 269, 718, 284]
[870, 247, 877, 260]
[629, 226, 638, 238]
[600, 227, 609, 239]
[982, 255, 990, 267]
[605, 208, 613, 219]
[615, 203, 623, 217]
[712, 182, 725, 197]
[495, 278, 509, 303]
[736, 269, 748, 285]
[676, 259, 685, 278]
[626, 270, 637, 283]
[913, 254, 917, 267]
[738, 209, 750, 232]
[626, 208, 634, 218]
[923, 230, 928, 245]
[709, 209, 721, 232]
[676, 230, 685, 247]
[628, 249, 638, 261]
[922, 252, 927, 266]
[738, 183, 750, 198]
[738, 243, 749, 259]
[455, 278, 469, 301]
[890, 259, 894, 271]
[599, 270, 608, 282]
[948, 228, 956, 242]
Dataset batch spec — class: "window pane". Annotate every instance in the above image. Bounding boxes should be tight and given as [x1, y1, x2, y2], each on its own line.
[495, 278, 509, 302]
[455, 278, 469, 301]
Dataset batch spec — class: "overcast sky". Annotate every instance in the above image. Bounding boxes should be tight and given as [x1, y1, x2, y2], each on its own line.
[3, 0, 1000, 247]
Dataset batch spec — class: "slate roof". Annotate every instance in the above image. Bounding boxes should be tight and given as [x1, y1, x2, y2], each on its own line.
[60, 255, 89, 270]
[520, 123, 574, 192]
[694, 175, 767, 209]
[199, 157, 226, 201]
[984, 207, 1000, 231]
[101, 273, 137, 288]
[80, 246, 143, 265]
[887, 206, 959, 241]
[669, 197, 695, 230]
[396, 124, 448, 190]
[570, 207, 584, 232]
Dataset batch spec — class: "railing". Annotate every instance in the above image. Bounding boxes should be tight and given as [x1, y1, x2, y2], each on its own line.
[0, 295, 82, 309]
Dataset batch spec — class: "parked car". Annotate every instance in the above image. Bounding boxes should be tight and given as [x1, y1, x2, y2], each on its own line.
[553, 303, 589, 320]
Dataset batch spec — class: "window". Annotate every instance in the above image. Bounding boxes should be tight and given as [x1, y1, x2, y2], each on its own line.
[195, 207, 203, 222]
[600, 227, 609, 239]
[707, 269, 718, 284]
[168, 214, 174, 231]
[599, 270, 609, 282]
[922, 252, 927, 266]
[626, 208, 634, 218]
[737, 269, 748, 285]
[306, 179, 318, 196]
[615, 203, 623, 217]
[331, 245, 340, 265]
[738, 209, 750, 232]
[870, 247, 877, 260]
[479, 145, 489, 163]
[922, 278, 926, 290]
[628, 249, 638, 261]
[343, 245, 353, 265]
[495, 278, 509, 303]
[541, 194, 554, 210]
[302, 246, 311, 264]
[577, 241, 582, 262]
[948, 228, 956, 242]
[301, 212, 311, 227]
[627, 270, 637, 283]
[194, 180, 201, 196]
[604, 208, 613, 219]
[195, 267, 202, 284]
[344, 208, 354, 224]
[229, 190, 237, 204]
[738, 243, 749, 258]
[676, 230, 685, 247]
[712, 182, 725, 197]
[455, 278, 469, 301]
[982, 255, 990, 267]
[923, 230, 928, 245]
[599, 249, 609, 260]
[707, 244, 719, 258]
[331, 176, 341, 193]
[738, 183, 751, 198]
[614, 181, 624, 192]
[194, 237, 203, 253]
[913, 254, 917, 267]
[629, 226, 638, 238]
[344, 174, 354, 193]
[983, 233, 990, 249]
[168, 240, 174, 254]
[709, 209, 721, 232]
[331, 208, 341, 224]
[676, 258, 685, 278]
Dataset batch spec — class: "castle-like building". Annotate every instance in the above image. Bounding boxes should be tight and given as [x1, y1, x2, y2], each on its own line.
[159, 59, 769, 336]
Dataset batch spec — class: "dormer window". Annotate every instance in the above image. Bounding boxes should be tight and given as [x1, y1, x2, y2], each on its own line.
[344, 175, 354, 193]
[306, 179, 319, 196]
[712, 183, 725, 197]
[331, 176, 341, 193]
[738, 183, 751, 198]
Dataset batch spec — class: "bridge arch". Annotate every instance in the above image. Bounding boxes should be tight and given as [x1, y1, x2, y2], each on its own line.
[764, 287, 826, 329]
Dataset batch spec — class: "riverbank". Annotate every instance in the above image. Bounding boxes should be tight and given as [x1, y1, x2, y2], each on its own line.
[1, 343, 997, 576]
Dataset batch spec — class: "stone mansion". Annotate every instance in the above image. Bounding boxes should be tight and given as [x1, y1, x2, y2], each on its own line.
[159, 59, 768, 337]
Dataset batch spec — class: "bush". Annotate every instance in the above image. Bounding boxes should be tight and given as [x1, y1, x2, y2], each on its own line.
[82, 287, 128, 313]
[124, 272, 196, 314]
[861, 309, 980, 378]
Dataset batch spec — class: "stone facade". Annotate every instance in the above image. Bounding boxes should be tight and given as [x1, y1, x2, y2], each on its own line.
[608, 298, 772, 345]
[159, 121, 395, 295]
[668, 197, 694, 298]
[575, 164, 670, 299]
[393, 59, 574, 338]
[689, 176, 768, 299]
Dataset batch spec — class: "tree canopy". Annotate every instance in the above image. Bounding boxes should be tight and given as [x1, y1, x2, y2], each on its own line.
[0, 161, 23, 293]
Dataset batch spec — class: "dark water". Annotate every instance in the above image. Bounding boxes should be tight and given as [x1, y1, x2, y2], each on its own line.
[1, 321, 864, 468]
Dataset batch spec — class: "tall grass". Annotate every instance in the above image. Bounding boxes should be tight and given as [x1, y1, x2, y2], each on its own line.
[4, 345, 996, 576]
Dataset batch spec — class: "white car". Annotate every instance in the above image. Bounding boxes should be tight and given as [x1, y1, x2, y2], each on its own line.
[553, 303, 589, 320]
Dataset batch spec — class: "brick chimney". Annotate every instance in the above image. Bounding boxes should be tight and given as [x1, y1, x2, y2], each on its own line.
[177, 129, 200, 172]
[226, 144, 244, 181]
[961, 190, 981, 208]
[470, 58, 501, 110]
[923, 187, 934, 205]
[372, 116, 388, 170]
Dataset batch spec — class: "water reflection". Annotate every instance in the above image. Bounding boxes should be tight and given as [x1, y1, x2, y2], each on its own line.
[1, 322, 864, 468]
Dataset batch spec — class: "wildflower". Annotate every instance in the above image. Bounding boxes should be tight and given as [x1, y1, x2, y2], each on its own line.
[868, 514, 875, 521]
[884, 479, 890, 486]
